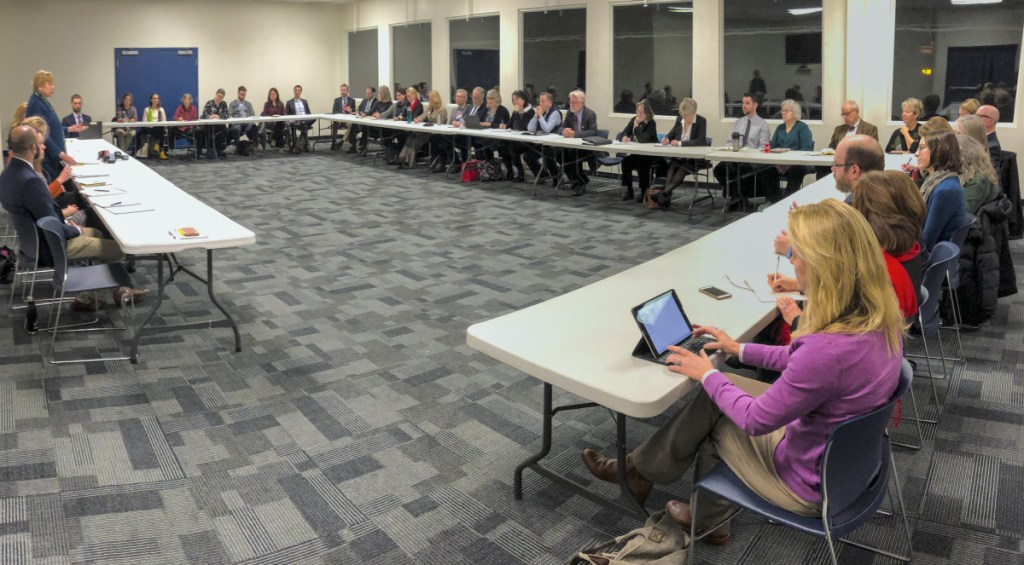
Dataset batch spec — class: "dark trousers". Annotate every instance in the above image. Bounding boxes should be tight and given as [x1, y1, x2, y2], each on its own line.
[561, 149, 589, 184]
[229, 123, 259, 146]
[524, 146, 557, 178]
[197, 124, 228, 155]
[501, 141, 527, 175]
[714, 162, 766, 199]
[622, 154, 654, 191]
[765, 165, 811, 203]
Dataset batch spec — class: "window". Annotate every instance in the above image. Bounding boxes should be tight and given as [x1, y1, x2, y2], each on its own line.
[892, 0, 1023, 123]
[523, 8, 586, 109]
[393, 23, 432, 97]
[723, 0, 822, 119]
[612, 2, 693, 116]
[449, 16, 500, 103]
[348, 29, 379, 98]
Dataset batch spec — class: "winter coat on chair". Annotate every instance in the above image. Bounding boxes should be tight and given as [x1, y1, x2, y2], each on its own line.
[958, 194, 1018, 326]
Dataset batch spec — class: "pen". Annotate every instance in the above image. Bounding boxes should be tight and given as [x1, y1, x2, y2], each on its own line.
[110, 201, 122, 206]
[906, 157, 913, 165]
[96, 189, 109, 192]
[773, 255, 781, 287]
[167, 230, 177, 239]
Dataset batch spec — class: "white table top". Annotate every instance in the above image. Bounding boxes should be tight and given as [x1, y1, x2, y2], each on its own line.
[65, 139, 256, 255]
[466, 152, 914, 418]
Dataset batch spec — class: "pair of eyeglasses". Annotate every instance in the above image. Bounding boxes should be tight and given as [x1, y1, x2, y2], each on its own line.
[831, 163, 851, 170]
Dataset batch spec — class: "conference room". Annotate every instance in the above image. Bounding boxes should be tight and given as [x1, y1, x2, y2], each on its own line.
[1, 0, 1023, 563]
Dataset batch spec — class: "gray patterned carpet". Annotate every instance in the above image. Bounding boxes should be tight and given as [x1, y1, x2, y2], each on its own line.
[1, 147, 1022, 564]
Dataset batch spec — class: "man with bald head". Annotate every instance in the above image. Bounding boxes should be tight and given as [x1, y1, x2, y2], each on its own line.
[976, 104, 1002, 171]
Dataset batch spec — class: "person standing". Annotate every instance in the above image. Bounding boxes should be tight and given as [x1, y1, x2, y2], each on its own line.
[26, 70, 77, 180]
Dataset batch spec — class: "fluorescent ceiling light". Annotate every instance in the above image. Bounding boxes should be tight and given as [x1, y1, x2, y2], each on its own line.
[950, 0, 1001, 4]
[668, 6, 693, 13]
[788, 7, 823, 15]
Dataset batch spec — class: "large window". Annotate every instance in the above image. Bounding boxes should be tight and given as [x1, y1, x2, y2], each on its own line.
[348, 29, 379, 97]
[612, 2, 693, 116]
[393, 23, 432, 97]
[449, 16, 500, 102]
[892, 0, 1023, 122]
[723, 0, 822, 119]
[522, 8, 586, 109]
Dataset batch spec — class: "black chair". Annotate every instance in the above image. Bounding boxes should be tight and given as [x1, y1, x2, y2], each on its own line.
[35, 217, 136, 364]
[689, 360, 914, 565]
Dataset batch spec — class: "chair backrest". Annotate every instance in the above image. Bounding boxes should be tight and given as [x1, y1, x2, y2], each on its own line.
[34, 217, 68, 291]
[6, 211, 40, 265]
[705, 137, 713, 146]
[596, 128, 610, 140]
[821, 359, 908, 522]
[920, 241, 959, 333]
[947, 215, 975, 288]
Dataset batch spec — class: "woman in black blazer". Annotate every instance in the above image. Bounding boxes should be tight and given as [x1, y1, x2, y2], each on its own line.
[619, 99, 658, 202]
[473, 89, 512, 160]
[657, 98, 710, 207]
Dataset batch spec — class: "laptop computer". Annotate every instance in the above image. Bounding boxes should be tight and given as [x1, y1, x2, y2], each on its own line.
[631, 289, 716, 365]
[464, 115, 483, 130]
[79, 122, 102, 140]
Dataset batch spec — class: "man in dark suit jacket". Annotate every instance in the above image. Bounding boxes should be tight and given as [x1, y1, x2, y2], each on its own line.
[977, 105, 1002, 172]
[60, 94, 91, 139]
[560, 90, 599, 196]
[816, 100, 879, 179]
[285, 85, 314, 153]
[0, 126, 144, 308]
[330, 84, 356, 150]
[447, 86, 489, 170]
[348, 86, 379, 155]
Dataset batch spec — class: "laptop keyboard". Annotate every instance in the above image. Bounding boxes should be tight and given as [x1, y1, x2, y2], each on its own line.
[657, 335, 716, 362]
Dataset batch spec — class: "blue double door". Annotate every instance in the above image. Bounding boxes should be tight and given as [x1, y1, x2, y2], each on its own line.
[114, 47, 199, 120]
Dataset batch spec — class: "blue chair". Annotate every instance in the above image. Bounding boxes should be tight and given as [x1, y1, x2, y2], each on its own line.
[5, 212, 61, 312]
[944, 215, 976, 359]
[593, 128, 626, 196]
[689, 360, 914, 565]
[35, 216, 135, 364]
[906, 241, 959, 422]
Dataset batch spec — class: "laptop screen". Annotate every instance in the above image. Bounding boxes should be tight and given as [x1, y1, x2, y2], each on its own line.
[635, 290, 693, 356]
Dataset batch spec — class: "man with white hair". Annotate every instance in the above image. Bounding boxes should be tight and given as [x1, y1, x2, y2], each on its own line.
[976, 104, 1002, 171]
[559, 89, 598, 196]
[816, 100, 879, 179]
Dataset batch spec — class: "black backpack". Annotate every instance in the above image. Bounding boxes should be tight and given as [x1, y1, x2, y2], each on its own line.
[0, 245, 16, 284]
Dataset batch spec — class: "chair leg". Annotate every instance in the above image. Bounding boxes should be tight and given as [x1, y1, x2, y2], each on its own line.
[837, 450, 913, 562]
[688, 491, 699, 565]
[891, 384, 924, 450]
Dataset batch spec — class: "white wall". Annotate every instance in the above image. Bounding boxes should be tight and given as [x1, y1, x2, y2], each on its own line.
[0, 0, 345, 123]
[3, 0, 1024, 156]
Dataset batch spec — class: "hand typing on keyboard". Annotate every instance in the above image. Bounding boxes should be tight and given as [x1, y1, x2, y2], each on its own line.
[664, 325, 741, 381]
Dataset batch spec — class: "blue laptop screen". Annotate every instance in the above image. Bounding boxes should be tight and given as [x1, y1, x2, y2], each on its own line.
[636, 291, 693, 355]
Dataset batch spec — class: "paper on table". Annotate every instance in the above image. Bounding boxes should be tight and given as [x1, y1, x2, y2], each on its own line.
[81, 186, 126, 196]
[722, 274, 806, 303]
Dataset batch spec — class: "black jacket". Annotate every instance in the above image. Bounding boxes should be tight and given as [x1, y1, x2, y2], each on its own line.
[562, 107, 598, 138]
[508, 104, 533, 131]
[0, 158, 78, 267]
[664, 114, 708, 146]
[485, 106, 511, 129]
[958, 195, 1018, 325]
[619, 119, 658, 143]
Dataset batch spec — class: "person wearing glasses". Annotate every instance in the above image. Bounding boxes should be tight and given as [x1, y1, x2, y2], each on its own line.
[975, 105, 1002, 171]
[815, 100, 879, 179]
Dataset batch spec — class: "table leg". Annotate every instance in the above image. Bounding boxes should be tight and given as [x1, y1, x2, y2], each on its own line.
[615, 411, 648, 519]
[514, 383, 552, 499]
[130, 253, 166, 364]
[204, 250, 242, 352]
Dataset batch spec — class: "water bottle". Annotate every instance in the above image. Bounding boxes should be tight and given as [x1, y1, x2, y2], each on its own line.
[406, 110, 413, 124]
[731, 132, 741, 152]
[24, 296, 38, 335]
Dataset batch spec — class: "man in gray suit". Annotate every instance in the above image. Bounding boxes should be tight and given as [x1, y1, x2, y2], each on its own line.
[560, 90, 599, 196]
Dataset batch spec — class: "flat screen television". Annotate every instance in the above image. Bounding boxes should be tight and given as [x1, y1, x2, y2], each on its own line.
[786, 33, 822, 65]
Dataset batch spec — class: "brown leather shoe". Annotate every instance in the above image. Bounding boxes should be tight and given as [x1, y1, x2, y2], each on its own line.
[113, 287, 150, 306]
[581, 448, 653, 504]
[70, 296, 105, 312]
[665, 500, 731, 545]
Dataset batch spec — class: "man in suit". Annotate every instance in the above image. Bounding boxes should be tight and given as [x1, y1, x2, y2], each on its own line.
[524, 91, 562, 181]
[560, 89, 599, 196]
[816, 100, 879, 179]
[330, 83, 356, 150]
[285, 84, 314, 153]
[0, 126, 144, 310]
[977, 105, 1002, 172]
[347, 86, 379, 155]
[714, 93, 772, 210]
[447, 87, 488, 171]
[61, 94, 91, 139]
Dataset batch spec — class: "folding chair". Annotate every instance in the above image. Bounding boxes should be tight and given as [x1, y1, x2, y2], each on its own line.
[689, 360, 914, 565]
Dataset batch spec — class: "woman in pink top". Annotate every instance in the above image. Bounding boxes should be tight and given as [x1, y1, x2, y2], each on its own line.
[582, 199, 904, 543]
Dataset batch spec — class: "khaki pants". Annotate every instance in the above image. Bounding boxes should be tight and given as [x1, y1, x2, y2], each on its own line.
[632, 373, 819, 531]
[66, 227, 125, 265]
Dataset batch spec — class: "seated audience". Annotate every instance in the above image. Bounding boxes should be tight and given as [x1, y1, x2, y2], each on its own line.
[975, 104, 1002, 171]
[139, 92, 167, 159]
[399, 90, 446, 169]
[524, 92, 563, 180]
[472, 89, 510, 160]
[500, 90, 533, 181]
[228, 86, 258, 156]
[581, 198, 904, 544]
[198, 88, 229, 159]
[450, 87, 488, 171]
[368, 85, 394, 155]
[958, 135, 1002, 214]
[618, 99, 658, 202]
[261, 88, 286, 149]
[654, 97, 709, 208]
[958, 98, 980, 119]
[815, 99, 878, 179]
[285, 85, 313, 154]
[956, 114, 987, 149]
[330, 83, 356, 150]
[113, 92, 138, 153]
[763, 99, 813, 206]
[347, 86, 379, 155]
[17, 117, 73, 198]
[432, 89, 470, 172]
[916, 129, 968, 250]
[172, 93, 199, 151]
[381, 88, 407, 163]
[885, 97, 922, 153]
[61, 94, 91, 139]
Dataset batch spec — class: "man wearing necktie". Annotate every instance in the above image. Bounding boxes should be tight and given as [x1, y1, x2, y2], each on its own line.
[817, 100, 879, 179]
[61, 94, 91, 139]
[713, 93, 771, 210]
[559, 90, 599, 197]
[330, 83, 356, 150]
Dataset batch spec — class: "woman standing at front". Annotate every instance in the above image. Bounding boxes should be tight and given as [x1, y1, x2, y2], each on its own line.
[26, 70, 77, 180]
[618, 99, 658, 202]
[113, 92, 138, 153]
[581, 200, 904, 543]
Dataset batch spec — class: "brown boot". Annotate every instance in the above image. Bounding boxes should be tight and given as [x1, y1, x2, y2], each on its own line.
[581, 448, 653, 504]
[665, 500, 731, 545]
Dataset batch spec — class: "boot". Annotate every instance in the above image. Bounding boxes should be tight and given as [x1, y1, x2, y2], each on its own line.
[581, 448, 652, 504]
[622, 186, 634, 201]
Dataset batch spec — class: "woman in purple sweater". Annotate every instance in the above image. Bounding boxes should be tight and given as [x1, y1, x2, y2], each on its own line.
[582, 199, 905, 544]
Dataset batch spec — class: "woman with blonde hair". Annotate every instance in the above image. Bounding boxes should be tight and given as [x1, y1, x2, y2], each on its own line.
[9, 102, 28, 134]
[398, 90, 446, 168]
[886, 97, 923, 153]
[958, 135, 1001, 214]
[956, 114, 987, 149]
[9, 117, 73, 198]
[581, 199, 904, 543]
[26, 69, 77, 179]
[959, 97, 980, 118]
